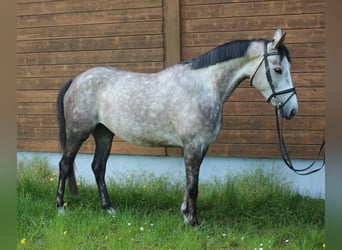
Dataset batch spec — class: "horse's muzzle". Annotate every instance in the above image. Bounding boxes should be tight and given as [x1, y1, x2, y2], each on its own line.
[277, 103, 297, 120]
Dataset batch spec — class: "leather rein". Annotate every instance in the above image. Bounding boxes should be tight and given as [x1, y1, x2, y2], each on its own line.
[251, 42, 325, 175]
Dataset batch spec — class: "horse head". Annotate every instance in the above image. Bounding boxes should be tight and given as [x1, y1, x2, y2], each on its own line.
[250, 29, 298, 120]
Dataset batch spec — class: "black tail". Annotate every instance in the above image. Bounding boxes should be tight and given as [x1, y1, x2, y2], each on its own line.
[57, 78, 73, 151]
[57, 79, 78, 196]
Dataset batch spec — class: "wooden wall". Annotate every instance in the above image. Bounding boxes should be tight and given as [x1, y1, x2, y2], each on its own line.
[17, 0, 325, 159]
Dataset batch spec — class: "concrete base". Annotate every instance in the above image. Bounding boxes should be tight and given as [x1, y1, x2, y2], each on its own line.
[17, 152, 325, 198]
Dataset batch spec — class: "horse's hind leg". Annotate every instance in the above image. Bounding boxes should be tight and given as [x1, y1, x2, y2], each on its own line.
[91, 124, 115, 214]
[56, 134, 88, 214]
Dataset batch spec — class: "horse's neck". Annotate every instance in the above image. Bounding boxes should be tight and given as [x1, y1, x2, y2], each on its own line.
[206, 57, 254, 103]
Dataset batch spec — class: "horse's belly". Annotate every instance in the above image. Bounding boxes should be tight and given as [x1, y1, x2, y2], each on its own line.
[101, 114, 183, 147]
[111, 126, 183, 147]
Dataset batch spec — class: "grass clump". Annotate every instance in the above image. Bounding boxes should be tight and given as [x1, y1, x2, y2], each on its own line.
[17, 157, 325, 249]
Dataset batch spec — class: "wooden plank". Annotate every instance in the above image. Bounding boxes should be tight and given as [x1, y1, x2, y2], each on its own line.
[183, 14, 324, 33]
[17, 77, 70, 90]
[17, 114, 325, 137]
[17, 35, 163, 53]
[17, 127, 58, 140]
[17, 21, 163, 41]
[17, 112, 325, 132]
[207, 143, 324, 159]
[17, 125, 323, 146]
[286, 43, 325, 59]
[17, 115, 57, 128]
[222, 102, 325, 116]
[184, 0, 324, 19]
[17, 102, 56, 115]
[163, 0, 181, 67]
[17, 64, 95, 78]
[213, 72, 325, 88]
[221, 115, 325, 131]
[17, 139, 167, 156]
[17, 48, 164, 65]
[17, 114, 325, 133]
[110, 142, 166, 156]
[165, 147, 183, 156]
[227, 87, 325, 102]
[295, 87, 325, 102]
[183, 0, 303, 6]
[17, 90, 58, 103]
[17, 139, 60, 152]
[182, 29, 325, 47]
[17, 121, 124, 143]
[17, 138, 325, 159]
[280, 115, 325, 130]
[18, 0, 56, 3]
[291, 58, 325, 73]
[17, 7, 162, 28]
[232, 72, 325, 88]
[291, 73, 325, 88]
[215, 129, 324, 145]
[17, 0, 162, 16]
[136, 143, 325, 159]
[17, 62, 165, 78]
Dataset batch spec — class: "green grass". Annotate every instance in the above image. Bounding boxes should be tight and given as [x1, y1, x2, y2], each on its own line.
[17, 157, 325, 249]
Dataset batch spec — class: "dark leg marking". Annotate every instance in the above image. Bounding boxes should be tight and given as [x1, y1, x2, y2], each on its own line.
[91, 124, 115, 214]
[181, 143, 208, 226]
[56, 133, 88, 214]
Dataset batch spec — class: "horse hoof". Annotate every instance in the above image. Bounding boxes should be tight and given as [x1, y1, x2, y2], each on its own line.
[57, 207, 65, 216]
[107, 207, 117, 216]
[183, 215, 199, 227]
[183, 215, 190, 225]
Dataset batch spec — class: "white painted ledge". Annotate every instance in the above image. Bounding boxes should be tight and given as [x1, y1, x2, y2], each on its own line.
[17, 152, 325, 199]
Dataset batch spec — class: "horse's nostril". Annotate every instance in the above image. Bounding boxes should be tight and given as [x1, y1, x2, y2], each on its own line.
[289, 108, 297, 119]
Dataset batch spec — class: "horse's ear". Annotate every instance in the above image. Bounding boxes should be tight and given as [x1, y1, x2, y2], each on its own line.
[271, 28, 287, 50]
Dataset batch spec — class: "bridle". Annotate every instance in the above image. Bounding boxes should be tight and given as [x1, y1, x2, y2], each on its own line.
[250, 41, 325, 175]
[250, 41, 296, 108]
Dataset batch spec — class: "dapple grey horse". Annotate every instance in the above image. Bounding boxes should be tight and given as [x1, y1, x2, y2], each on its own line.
[56, 29, 297, 226]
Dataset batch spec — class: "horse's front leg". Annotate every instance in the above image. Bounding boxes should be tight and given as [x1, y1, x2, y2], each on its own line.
[181, 143, 208, 227]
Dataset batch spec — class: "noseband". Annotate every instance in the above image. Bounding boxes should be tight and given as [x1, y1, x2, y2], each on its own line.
[250, 42, 296, 108]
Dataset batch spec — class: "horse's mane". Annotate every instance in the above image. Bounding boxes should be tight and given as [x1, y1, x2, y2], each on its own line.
[180, 39, 290, 70]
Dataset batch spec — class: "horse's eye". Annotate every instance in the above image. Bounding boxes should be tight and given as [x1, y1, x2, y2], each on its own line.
[274, 68, 282, 74]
